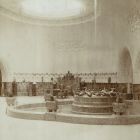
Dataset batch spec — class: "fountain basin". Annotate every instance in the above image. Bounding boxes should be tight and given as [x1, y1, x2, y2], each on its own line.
[6, 99, 140, 125]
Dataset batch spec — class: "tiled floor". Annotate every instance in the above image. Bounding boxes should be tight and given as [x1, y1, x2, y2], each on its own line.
[0, 96, 140, 140]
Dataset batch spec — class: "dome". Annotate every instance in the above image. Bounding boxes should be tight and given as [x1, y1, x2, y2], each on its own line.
[21, 0, 86, 19]
[0, 0, 95, 25]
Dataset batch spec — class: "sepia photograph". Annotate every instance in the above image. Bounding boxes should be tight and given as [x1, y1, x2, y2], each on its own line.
[0, 0, 140, 140]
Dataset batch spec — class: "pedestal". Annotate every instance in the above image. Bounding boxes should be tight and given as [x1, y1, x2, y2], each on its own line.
[72, 95, 116, 115]
[6, 97, 16, 106]
[113, 102, 127, 115]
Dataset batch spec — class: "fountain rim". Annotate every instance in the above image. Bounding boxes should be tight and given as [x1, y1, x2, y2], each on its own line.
[6, 101, 140, 125]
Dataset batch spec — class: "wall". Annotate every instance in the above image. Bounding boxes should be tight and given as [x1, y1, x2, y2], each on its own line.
[0, 0, 139, 84]
[130, 0, 140, 84]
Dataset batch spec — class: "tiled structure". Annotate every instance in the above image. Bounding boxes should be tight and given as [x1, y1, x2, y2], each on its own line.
[57, 71, 81, 95]
[0, 72, 134, 97]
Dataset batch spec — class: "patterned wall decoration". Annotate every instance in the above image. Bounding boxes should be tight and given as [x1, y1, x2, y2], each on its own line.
[12, 72, 117, 83]
[128, 6, 140, 32]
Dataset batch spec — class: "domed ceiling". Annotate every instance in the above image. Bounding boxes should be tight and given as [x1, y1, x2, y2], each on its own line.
[0, 0, 95, 25]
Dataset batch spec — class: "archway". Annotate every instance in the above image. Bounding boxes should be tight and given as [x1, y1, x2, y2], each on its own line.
[0, 70, 2, 95]
[135, 53, 140, 71]
[118, 47, 133, 94]
[133, 52, 140, 99]
[0, 60, 7, 96]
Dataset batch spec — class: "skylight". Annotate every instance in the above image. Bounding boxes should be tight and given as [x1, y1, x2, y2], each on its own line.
[21, 0, 85, 19]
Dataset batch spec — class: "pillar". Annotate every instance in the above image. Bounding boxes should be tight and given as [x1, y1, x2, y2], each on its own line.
[127, 83, 131, 94]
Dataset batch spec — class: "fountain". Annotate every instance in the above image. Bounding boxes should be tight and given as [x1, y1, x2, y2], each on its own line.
[5, 86, 140, 125]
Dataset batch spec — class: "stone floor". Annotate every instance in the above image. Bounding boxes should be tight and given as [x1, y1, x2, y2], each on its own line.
[0, 96, 140, 140]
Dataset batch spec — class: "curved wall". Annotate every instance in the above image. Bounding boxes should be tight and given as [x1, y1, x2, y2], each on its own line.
[0, 0, 139, 84]
[0, 14, 118, 77]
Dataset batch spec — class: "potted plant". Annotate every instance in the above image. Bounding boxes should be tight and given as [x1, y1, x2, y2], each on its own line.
[44, 93, 58, 112]
[113, 93, 127, 115]
[6, 92, 16, 106]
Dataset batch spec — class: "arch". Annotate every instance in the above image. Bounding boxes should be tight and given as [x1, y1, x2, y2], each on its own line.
[134, 52, 140, 84]
[0, 60, 7, 82]
[0, 60, 8, 96]
[135, 52, 140, 72]
[118, 47, 133, 84]
[0, 70, 1, 95]
[133, 51, 140, 99]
